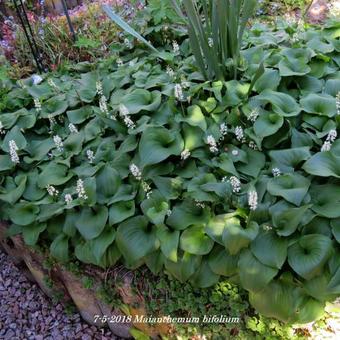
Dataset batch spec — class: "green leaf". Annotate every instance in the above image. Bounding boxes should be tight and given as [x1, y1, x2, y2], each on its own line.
[270, 147, 311, 172]
[166, 199, 210, 230]
[41, 94, 68, 118]
[50, 234, 69, 262]
[1, 125, 27, 152]
[208, 245, 238, 277]
[267, 173, 311, 206]
[180, 225, 214, 255]
[156, 225, 179, 262]
[164, 252, 201, 282]
[37, 162, 72, 188]
[179, 105, 207, 131]
[288, 234, 333, 280]
[22, 223, 46, 246]
[251, 231, 288, 269]
[116, 216, 159, 264]
[122, 89, 161, 114]
[91, 227, 116, 262]
[103, 5, 158, 52]
[0, 175, 27, 204]
[254, 112, 284, 138]
[139, 127, 184, 167]
[300, 94, 337, 117]
[67, 106, 93, 124]
[190, 259, 220, 288]
[238, 249, 278, 292]
[223, 220, 259, 255]
[278, 48, 312, 76]
[75, 206, 108, 240]
[310, 184, 340, 218]
[9, 202, 40, 226]
[331, 219, 340, 243]
[109, 201, 135, 225]
[253, 68, 281, 92]
[96, 165, 121, 204]
[303, 151, 340, 178]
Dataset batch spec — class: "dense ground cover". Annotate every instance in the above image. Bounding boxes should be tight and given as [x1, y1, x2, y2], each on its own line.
[0, 0, 340, 337]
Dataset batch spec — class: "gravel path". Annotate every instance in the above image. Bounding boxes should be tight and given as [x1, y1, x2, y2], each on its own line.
[0, 250, 118, 340]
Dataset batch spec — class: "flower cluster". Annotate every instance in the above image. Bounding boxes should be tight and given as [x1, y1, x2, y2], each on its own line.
[119, 104, 135, 129]
[174, 84, 184, 101]
[208, 37, 213, 47]
[48, 78, 59, 91]
[229, 176, 241, 193]
[129, 163, 142, 180]
[195, 200, 206, 209]
[9, 140, 19, 164]
[181, 149, 191, 160]
[235, 126, 244, 142]
[166, 66, 174, 77]
[220, 123, 228, 137]
[64, 194, 73, 205]
[76, 179, 88, 200]
[321, 129, 337, 152]
[248, 190, 258, 211]
[86, 149, 95, 164]
[34, 98, 42, 113]
[0, 121, 5, 135]
[46, 185, 59, 197]
[248, 107, 260, 122]
[172, 40, 179, 53]
[272, 168, 281, 177]
[142, 181, 152, 199]
[68, 123, 78, 134]
[117, 58, 123, 67]
[206, 135, 218, 153]
[96, 81, 110, 116]
[53, 135, 64, 152]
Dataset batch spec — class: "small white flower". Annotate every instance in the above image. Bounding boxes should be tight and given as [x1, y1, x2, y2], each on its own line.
[174, 84, 184, 101]
[86, 149, 95, 164]
[0, 121, 5, 134]
[166, 209, 172, 217]
[220, 123, 228, 137]
[181, 78, 190, 89]
[142, 181, 152, 198]
[124, 38, 132, 49]
[207, 135, 218, 153]
[172, 40, 180, 53]
[232, 149, 239, 156]
[235, 126, 244, 142]
[64, 194, 73, 205]
[321, 129, 337, 152]
[76, 179, 88, 200]
[119, 104, 129, 116]
[53, 135, 63, 152]
[123, 115, 136, 129]
[119, 104, 135, 129]
[222, 176, 228, 182]
[208, 37, 213, 47]
[181, 149, 191, 160]
[336, 92, 340, 115]
[195, 200, 205, 209]
[46, 185, 59, 197]
[248, 190, 258, 211]
[9, 140, 19, 164]
[68, 123, 78, 133]
[272, 168, 281, 177]
[248, 107, 260, 122]
[48, 114, 57, 128]
[248, 141, 257, 150]
[166, 66, 174, 77]
[117, 58, 123, 67]
[99, 96, 109, 115]
[229, 176, 241, 193]
[130, 163, 142, 180]
[48, 78, 59, 91]
[31, 74, 43, 85]
[96, 81, 104, 96]
[34, 98, 42, 113]
[263, 225, 273, 231]
[321, 141, 332, 152]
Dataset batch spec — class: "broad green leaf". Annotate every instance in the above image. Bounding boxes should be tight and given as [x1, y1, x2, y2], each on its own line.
[22, 223, 46, 246]
[1, 125, 27, 152]
[288, 234, 333, 279]
[180, 225, 214, 255]
[122, 89, 161, 114]
[331, 219, 340, 243]
[190, 259, 220, 288]
[208, 245, 238, 277]
[139, 127, 184, 167]
[109, 201, 135, 225]
[37, 162, 72, 188]
[223, 220, 259, 255]
[67, 106, 93, 124]
[116, 216, 159, 264]
[254, 69, 281, 92]
[270, 147, 311, 172]
[96, 165, 121, 204]
[310, 184, 340, 218]
[9, 202, 40, 226]
[303, 151, 340, 178]
[251, 231, 288, 269]
[0, 175, 27, 204]
[238, 249, 278, 292]
[156, 225, 179, 262]
[300, 94, 337, 117]
[50, 234, 69, 262]
[75, 206, 108, 240]
[254, 112, 284, 138]
[267, 173, 310, 206]
[41, 94, 68, 118]
[91, 227, 116, 262]
[278, 48, 312, 76]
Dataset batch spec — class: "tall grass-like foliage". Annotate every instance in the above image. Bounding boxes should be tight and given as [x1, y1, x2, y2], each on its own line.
[173, 0, 257, 80]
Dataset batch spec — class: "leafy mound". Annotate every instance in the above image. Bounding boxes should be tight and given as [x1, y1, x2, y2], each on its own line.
[0, 19, 339, 324]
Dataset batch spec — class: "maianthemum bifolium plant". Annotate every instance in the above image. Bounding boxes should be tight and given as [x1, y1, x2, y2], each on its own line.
[0, 11, 339, 326]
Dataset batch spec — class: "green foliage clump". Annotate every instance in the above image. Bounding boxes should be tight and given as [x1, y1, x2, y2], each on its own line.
[0, 15, 339, 326]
